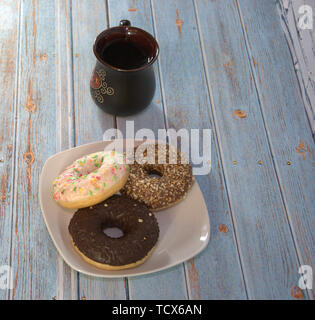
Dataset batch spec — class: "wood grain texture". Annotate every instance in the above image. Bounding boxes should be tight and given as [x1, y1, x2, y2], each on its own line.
[108, 0, 188, 300]
[193, 0, 305, 299]
[278, 0, 315, 134]
[71, 0, 126, 300]
[0, 0, 20, 300]
[238, 0, 315, 299]
[151, 0, 247, 299]
[0, 0, 312, 300]
[55, 0, 77, 300]
[9, 0, 58, 299]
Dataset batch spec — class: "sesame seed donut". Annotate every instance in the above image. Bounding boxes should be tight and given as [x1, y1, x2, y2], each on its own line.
[68, 195, 159, 270]
[121, 143, 194, 211]
[52, 151, 129, 209]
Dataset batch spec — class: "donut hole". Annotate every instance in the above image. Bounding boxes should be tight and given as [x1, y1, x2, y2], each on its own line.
[147, 169, 163, 179]
[103, 226, 124, 239]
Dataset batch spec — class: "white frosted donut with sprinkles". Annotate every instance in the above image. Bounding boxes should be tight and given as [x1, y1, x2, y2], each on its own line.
[52, 151, 129, 209]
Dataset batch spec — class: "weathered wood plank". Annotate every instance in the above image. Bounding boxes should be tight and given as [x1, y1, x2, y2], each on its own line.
[108, 0, 189, 300]
[2, 0, 311, 300]
[278, 0, 315, 134]
[55, 0, 77, 300]
[238, 0, 315, 299]
[151, 0, 247, 299]
[0, 0, 20, 300]
[188, 0, 303, 299]
[9, 0, 58, 299]
[71, 0, 126, 300]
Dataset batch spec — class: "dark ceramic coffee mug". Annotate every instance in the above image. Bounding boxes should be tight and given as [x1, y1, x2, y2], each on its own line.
[90, 20, 159, 116]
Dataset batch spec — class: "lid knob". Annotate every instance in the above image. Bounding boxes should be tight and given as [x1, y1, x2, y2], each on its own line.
[119, 19, 131, 27]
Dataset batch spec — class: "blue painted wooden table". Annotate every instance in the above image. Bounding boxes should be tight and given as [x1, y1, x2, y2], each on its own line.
[0, 0, 314, 300]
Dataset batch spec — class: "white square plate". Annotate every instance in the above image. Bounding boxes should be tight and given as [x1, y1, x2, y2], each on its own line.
[39, 140, 210, 277]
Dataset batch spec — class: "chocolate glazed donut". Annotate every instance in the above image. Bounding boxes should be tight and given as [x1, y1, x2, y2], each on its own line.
[68, 194, 159, 270]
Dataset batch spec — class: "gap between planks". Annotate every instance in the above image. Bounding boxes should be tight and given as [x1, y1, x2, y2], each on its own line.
[7, 0, 23, 300]
[150, 0, 172, 132]
[55, 0, 77, 300]
[191, 0, 249, 299]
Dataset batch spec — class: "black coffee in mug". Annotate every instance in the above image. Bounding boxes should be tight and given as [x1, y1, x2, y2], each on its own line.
[90, 20, 159, 116]
[100, 38, 153, 70]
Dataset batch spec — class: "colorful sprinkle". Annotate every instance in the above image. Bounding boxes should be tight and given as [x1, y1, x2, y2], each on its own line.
[61, 189, 65, 195]
[90, 178, 97, 185]
[89, 190, 93, 196]
[73, 186, 77, 192]
[103, 182, 106, 188]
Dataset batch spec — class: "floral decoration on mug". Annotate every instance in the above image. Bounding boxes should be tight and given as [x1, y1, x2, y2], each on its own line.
[90, 69, 115, 103]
